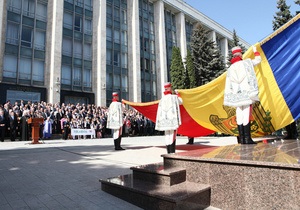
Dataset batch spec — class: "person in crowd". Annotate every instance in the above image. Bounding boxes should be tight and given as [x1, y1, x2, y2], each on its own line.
[0, 110, 6, 142]
[223, 46, 262, 144]
[8, 109, 18, 141]
[107, 92, 125, 150]
[155, 82, 183, 154]
[43, 116, 53, 139]
[20, 110, 30, 141]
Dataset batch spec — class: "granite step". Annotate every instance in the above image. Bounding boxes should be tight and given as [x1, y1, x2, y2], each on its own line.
[100, 173, 211, 210]
[130, 163, 186, 186]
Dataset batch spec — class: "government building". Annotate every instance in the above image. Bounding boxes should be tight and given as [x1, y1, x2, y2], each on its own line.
[0, 0, 249, 106]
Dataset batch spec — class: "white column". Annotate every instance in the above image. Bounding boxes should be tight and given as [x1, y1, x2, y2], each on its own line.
[127, 0, 141, 102]
[0, 0, 7, 80]
[175, 12, 187, 62]
[45, 0, 63, 104]
[93, 0, 106, 106]
[209, 30, 216, 43]
[220, 37, 229, 66]
[154, 0, 167, 97]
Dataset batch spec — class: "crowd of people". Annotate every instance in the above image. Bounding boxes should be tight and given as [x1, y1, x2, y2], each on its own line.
[0, 100, 159, 142]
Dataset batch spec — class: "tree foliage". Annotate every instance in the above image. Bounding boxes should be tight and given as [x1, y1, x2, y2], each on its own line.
[185, 49, 196, 88]
[190, 22, 225, 86]
[227, 29, 247, 65]
[273, 0, 293, 31]
[170, 46, 185, 90]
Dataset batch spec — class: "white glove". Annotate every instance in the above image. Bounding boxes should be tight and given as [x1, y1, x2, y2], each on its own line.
[252, 46, 257, 53]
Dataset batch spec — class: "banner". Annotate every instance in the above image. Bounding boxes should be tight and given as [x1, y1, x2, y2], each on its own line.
[71, 129, 95, 136]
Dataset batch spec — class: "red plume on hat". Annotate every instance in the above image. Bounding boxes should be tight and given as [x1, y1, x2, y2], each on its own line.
[164, 82, 172, 89]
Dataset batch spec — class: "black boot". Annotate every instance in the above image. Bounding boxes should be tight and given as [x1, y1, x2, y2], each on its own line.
[237, 124, 244, 144]
[116, 136, 125, 150]
[243, 123, 256, 144]
[166, 144, 171, 154]
[187, 137, 194, 145]
[114, 139, 118, 150]
[170, 140, 176, 153]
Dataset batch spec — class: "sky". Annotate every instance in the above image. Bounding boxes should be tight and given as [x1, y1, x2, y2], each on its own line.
[184, 0, 298, 45]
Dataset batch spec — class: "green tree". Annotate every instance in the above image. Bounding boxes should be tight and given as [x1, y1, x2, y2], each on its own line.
[185, 49, 196, 88]
[273, 0, 293, 31]
[170, 46, 185, 90]
[295, 0, 300, 14]
[190, 22, 225, 86]
[227, 29, 246, 65]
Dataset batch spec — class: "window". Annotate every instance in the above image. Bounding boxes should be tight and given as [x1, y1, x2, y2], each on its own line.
[106, 49, 112, 65]
[19, 57, 31, 79]
[121, 30, 127, 46]
[83, 68, 91, 87]
[113, 74, 120, 88]
[114, 29, 120, 43]
[21, 27, 32, 47]
[83, 43, 92, 60]
[62, 37, 72, 56]
[106, 27, 112, 41]
[34, 30, 45, 50]
[74, 15, 82, 32]
[121, 75, 128, 91]
[73, 67, 81, 86]
[84, 18, 92, 35]
[7, 0, 22, 13]
[121, 52, 127, 68]
[113, 51, 120, 66]
[63, 12, 73, 29]
[62, 65, 71, 85]
[23, 0, 35, 17]
[6, 22, 19, 45]
[3, 55, 18, 78]
[32, 60, 44, 81]
[36, 2, 47, 21]
[74, 40, 82, 58]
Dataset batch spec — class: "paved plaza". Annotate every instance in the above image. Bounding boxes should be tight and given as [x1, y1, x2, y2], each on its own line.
[0, 135, 242, 209]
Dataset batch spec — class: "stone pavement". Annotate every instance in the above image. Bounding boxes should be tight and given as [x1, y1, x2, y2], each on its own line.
[0, 135, 241, 209]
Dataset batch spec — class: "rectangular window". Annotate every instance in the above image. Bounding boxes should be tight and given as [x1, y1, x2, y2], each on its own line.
[74, 15, 82, 32]
[121, 30, 127, 46]
[106, 27, 112, 41]
[83, 68, 91, 87]
[21, 26, 32, 47]
[113, 74, 120, 88]
[84, 18, 92, 35]
[63, 12, 73, 29]
[113, 51, 120, 66]
[34, 30, 45, 50]
[62, 37, 72, 56]
[114, 29, 120, 43]
[106, 49, 112, 65]
[74, 40, 82, 58]
[62, 65, 71, 85]
[73, 67, 82, 86]
[121, 74, 128, 92]
[3, 55, 18, 78]
[6, 22, 19, 45]
[83, 43, 92, 60]
[7, 0, 22, 13]
[36, 2, 47, 21]
[32, 60, 44, 81]
[121, 52, 127, 68]
[23, 0, 35, 18]
[19, 57, 31, 79]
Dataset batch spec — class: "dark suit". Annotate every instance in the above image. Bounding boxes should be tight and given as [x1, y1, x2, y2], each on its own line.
[9, 114, 18, 141]
[0, 115, 6, 142]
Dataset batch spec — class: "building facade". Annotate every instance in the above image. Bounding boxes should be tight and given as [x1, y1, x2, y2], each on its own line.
[0, 0, 250, 106]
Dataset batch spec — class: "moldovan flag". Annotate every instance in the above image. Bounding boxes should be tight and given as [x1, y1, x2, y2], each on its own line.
[123, 14, 300, 137]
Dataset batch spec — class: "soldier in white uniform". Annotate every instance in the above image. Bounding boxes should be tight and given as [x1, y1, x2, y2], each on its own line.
[224, 46, 262, 144]
[107, 92, 125, 150]
[155, 82, 182, 153]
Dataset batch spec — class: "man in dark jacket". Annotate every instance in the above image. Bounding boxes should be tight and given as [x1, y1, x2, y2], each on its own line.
[0, 110, 6, 142]
[8, 110, 18, 141]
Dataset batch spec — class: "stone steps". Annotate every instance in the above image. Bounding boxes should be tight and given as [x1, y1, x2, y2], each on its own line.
[100, 163, 211, 210]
